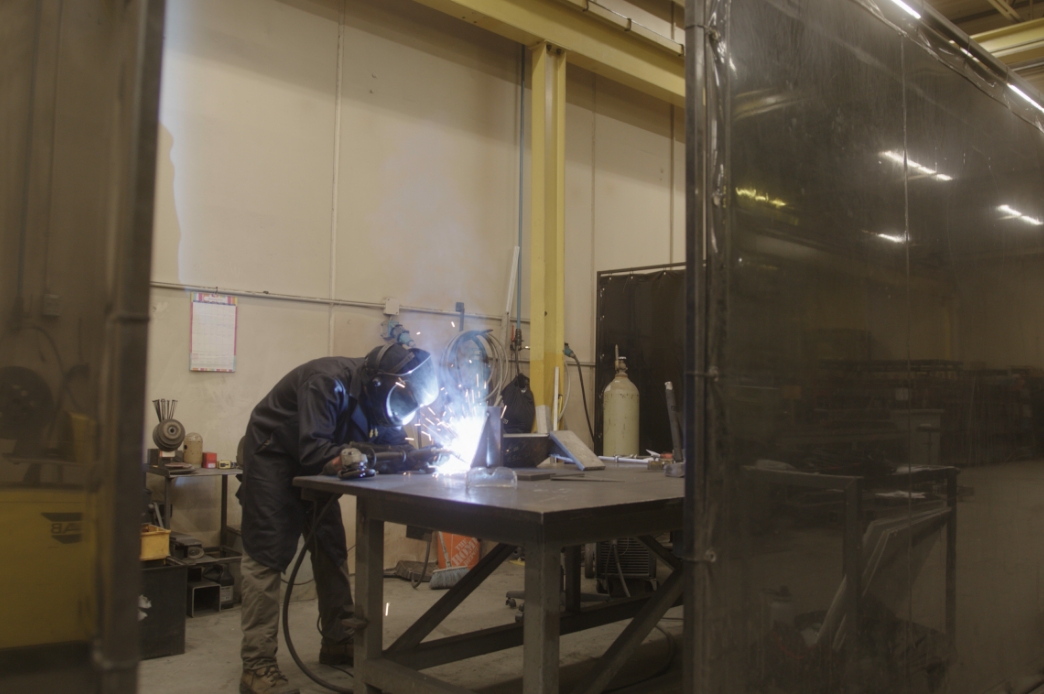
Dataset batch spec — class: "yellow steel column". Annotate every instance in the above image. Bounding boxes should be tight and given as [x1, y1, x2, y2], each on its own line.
[528, 42, 567, 412]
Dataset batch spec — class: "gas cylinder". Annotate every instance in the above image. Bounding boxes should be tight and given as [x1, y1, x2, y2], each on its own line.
[602, 346, 639, 456]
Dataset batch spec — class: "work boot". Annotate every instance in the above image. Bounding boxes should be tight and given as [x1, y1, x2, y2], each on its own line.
[239, 665, 299, 694]
[319, 636, 354, 666]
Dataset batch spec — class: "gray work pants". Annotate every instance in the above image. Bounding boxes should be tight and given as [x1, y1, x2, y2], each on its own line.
[240, 529, 353, 670]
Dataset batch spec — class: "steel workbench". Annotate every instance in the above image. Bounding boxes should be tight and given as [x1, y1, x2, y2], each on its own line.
[293, 467, 685, 694]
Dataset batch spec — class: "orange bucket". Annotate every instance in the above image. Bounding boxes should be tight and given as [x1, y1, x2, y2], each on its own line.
[437, 533, 480, 569]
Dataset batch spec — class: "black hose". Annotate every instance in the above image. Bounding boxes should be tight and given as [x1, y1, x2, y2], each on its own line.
[411, 536, 433, 589]
[571, 354, 596, 443]
[281, 496, 353, 693]
[611, 540, 631, 599]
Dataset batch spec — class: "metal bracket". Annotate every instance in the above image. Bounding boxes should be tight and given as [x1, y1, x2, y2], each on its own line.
[687, 366, 720, 381]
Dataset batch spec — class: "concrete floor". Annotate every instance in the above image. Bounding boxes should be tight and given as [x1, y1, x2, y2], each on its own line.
[139, 560, 683, 694]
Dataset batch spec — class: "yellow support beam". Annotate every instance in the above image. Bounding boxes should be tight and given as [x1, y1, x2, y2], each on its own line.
[528, 43, 567, 410]
[973, 17, 1044, 65]
[411, 0, 684, 105]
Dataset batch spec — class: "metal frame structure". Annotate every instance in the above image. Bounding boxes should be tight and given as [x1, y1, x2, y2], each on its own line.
[528, 42, 568, 410]
[146, 465, 240, 549]
[410, 0, 684, 104]
[294, 469, 684, 694]
[741, 465, 959, 663]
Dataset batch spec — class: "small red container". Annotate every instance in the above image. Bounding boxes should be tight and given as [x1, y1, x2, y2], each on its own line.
[202, 452, 218, 469]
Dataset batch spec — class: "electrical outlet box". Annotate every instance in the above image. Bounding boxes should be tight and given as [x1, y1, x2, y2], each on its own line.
[41, 294, 61, 317]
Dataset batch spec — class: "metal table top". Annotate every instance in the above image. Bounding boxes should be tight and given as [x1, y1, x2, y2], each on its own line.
[146, 464, 241, 479]
[294, 467, 684, 546]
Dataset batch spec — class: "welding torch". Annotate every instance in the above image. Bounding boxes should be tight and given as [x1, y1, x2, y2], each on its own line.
[322, 444, 449, 479]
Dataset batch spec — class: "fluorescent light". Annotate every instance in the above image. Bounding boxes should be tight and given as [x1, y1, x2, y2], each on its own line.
[877, 233, 907, 243]
[997, 204, 1044, 226]
[887, 0, 921, 19]
[881, 150, 953, 182]
[1009, 84, 1044, 115]
[736, 187, 787, 209]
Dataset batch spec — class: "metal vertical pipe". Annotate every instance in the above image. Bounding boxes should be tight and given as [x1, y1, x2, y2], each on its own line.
[683, 0, 709, 690]
[97, 2, 166, 691]
[528, 43, 567, 409]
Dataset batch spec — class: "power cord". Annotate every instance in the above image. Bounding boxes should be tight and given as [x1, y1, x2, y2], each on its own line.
[563, 344, 596, 443]
[282, 496, 353, 693]
[412, 535, 433, 589]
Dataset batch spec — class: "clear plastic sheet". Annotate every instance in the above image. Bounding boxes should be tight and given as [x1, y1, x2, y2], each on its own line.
[689, 0, 1044, 691]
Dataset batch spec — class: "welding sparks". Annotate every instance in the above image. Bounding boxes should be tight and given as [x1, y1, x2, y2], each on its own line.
[421, 386, 489, 475]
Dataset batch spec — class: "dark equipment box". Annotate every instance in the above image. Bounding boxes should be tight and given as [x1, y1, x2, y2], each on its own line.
[140, 559, 188, 659]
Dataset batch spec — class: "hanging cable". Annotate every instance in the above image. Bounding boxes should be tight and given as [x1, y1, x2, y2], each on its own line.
[441, 329, 512, 405]
[282, 496, 353, 693]
[564, 345, 596, 442]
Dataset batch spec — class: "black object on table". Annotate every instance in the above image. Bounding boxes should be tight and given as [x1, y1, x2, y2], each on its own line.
[294, 467, 684, 694]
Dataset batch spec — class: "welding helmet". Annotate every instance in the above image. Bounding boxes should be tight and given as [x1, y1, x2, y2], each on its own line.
[362, 344, 439, 427]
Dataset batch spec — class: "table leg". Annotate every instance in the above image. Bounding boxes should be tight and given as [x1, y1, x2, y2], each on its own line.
[524, 541, 561, 694]
[355, 498, 385, 694]
[946, 470, 957, 650]
[564, 546, 581, 614]
[164, 476, 172, 529]
[220, 475, 228, 549]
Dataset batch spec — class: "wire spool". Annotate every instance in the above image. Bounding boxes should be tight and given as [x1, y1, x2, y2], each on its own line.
[441, 329, 511, 405]
[0, 366, 55, 442]
[152, 419, 186, 451]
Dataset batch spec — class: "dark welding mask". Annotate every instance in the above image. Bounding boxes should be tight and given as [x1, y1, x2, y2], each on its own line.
[362, 344, 439, 427]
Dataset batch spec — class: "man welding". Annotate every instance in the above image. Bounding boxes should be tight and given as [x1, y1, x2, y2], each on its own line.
[238, 343, 440, 694]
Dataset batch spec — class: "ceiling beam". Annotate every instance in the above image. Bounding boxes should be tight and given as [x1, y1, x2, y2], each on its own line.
[973, 17, 1044, 64]
[952, 0, 1032, 26]
[410, 0, 684, 105]
[985, 0, 1023, 23]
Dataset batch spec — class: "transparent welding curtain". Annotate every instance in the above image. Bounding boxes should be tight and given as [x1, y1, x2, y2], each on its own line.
[703, 0, 1044, 692]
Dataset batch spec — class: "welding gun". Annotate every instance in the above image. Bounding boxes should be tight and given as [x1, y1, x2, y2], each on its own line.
[322, 444, 446, 479]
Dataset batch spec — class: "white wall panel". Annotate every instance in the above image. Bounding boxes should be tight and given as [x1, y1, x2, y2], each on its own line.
[334, 0, 523, 317]
[145, 287, 330, 544]
[153, 0, 339, 297]
[592, 76, 674, 272]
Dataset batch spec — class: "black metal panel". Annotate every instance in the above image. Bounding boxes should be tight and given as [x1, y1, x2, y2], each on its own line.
[687, 0, 1044, 690]
[595, 267, 686, 456]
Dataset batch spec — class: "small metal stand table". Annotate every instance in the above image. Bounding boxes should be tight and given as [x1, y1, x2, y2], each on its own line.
[146, 465, 240, 548]
[294, 467, 685, 694]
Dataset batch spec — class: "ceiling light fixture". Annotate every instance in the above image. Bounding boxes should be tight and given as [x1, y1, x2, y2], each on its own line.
[1009, 84, 1044, 115]
[877, 232, 907, 243]
[736, 187, 787, 209]
[887, 0, 921, 19]
[998, 204, 1044, 226]
[881, 150, 953, 182]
